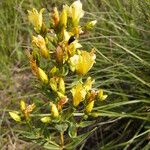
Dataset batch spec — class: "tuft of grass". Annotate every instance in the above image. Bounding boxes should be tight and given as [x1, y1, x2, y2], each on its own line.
[79, 0, 150, 149]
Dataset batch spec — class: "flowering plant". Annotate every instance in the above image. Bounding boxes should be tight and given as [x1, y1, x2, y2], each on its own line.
[9, 1, 107, 149]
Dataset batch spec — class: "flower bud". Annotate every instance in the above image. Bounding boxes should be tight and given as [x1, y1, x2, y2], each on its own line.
[41, 47, 50, 59]
[59, 6, 67, 30]
[26, 51, 48, 84]
[58, 78, 65, 94]
[52, 7, 59, 28]
[49, 66, 58, 76]
[55, 46, 63, 65]
[57, 92, 66, 99]
[32, 35, 49, 59]
[20, 100, 26, 111]
[9, 111, 21, 122]
[41, 117, 51, 123]
[38, 67, 48, 84]
[41, 22, 47, 36]
[25, 49, 39, 76]
[84, 20, 97, 30]
[50, 102, 59, 118]
[85, 101, 94, 113]
[50, 77, 58, 92]
[91, 112, 100, 118]
[32, 49, 40, 66]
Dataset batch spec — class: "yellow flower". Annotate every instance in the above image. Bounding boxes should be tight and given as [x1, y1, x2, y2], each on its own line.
[50, 102, 59, 118]
[76, 50, 96, 75]
[68, 40, 82, 56]
[9, 111, 21, 122]
[69, 50, 96, 75]
[71, 82, 86, 107]
[32, 35, 49, 58]
[85, 101, 94, 113]
[69, 0, 84, 26]
[27, 8, 45, 32]
[97, 89, 108, 101]
[84, 77, 95, 91]
[63, 30, 71, 42]
[69, 54, 79, 72]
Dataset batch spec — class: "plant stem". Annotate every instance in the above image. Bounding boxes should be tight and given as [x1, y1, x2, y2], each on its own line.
[60, 132, 64, 149]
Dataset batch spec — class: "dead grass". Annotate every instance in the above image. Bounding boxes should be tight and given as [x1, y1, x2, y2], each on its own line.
[0, 65, 39, 150]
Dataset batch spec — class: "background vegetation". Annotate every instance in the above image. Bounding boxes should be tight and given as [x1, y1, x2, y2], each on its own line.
[0, 0, 150, 149]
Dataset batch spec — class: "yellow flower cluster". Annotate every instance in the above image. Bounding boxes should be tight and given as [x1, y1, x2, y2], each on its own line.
[9, 100, 35, 122]
[9, 1, 107, 123]
[71, 77, 107, 113]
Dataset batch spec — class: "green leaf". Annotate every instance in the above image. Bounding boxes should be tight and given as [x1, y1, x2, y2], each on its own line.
[61, 65, 69, 76]
[77, 120, 95, 128]
[43, 141, 61, 150]
[55, 123, 68, 132]
[68, 122, 77, 138]
[21, 131, 41, 140]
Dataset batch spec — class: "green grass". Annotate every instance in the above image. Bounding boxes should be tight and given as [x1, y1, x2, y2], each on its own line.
[0, 0, 150, 149]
